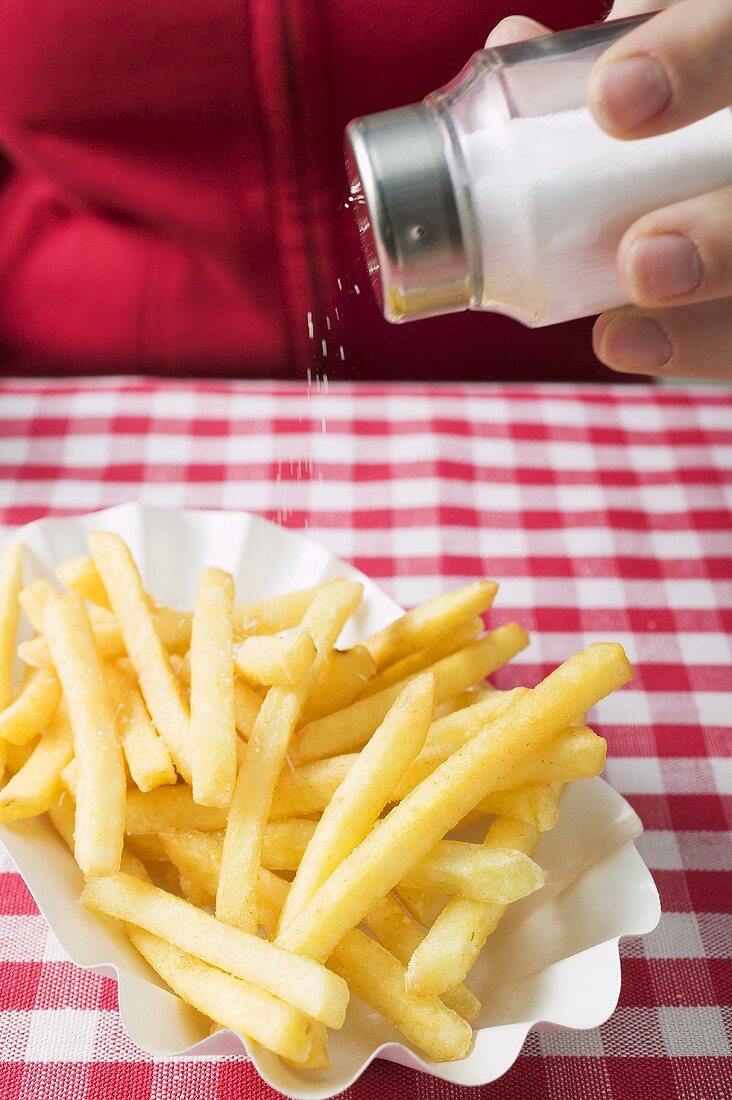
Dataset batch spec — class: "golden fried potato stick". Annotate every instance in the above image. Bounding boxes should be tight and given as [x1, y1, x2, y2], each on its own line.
[356, 616, 482, 700]
[362, 580, 497, 671]
[0, 668, 61, 747]
[406, 815, 550, 996]
[82, 872, 349, 1029]
[18, 577, 60, 633]
[216, 581, 362, 933]
[0, 541, 22, 710]
[0, 703, 73, 820]
[302, 645, 376, 721]
[328, 930, 472, 1062]
[190, 568, 236, 807]
[291, 624, 529, 765]
[234, 630, 316, 687]
[56, 554, 113, 609]
[88, 532, 192, 782]
[277, 674, 437, 933]
[104, 662, 176, 793]
[362, 894, 480, 1022]
[276, 644, 632, 962]
[130, 927, 317, 1063]
[44, 593, 126, 876]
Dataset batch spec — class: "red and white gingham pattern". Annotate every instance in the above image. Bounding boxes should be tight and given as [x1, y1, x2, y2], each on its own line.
[0, 376, 730, 1100]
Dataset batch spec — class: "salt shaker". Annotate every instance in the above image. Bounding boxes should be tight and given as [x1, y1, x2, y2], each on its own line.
[344, 14, 732, 327]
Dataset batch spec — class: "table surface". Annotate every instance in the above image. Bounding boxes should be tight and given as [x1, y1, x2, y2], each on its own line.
[0, 377, 730, 1100]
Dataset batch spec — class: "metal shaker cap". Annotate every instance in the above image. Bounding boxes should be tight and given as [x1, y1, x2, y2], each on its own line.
[345, 104, 472, 323]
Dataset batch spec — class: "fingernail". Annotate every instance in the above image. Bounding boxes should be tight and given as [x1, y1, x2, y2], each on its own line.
[627, 234, 702, 302]
[597, 315, 672, 369]
[590, 55, 671, 130]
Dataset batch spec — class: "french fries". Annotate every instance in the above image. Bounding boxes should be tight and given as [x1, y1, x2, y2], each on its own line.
[292, 623, 530, 764]
[0, 541, 22, 710]
[405, 815, 546, 996]
[88, 532, 192, 783]
[82, 872, 349, 1028]
[216, 582, 362, 933]
[362, 580, 497, 671]
[0, 702, 73, 821]
[44, 594, 126, 876]
[277, 674, 437, 932]
[1, 529, 634, 1071]
[18, 577, 60, 633]
[104, 662, 177, 793]
[235, 629, 317, 687]
[0, 667, 61, 747]
[302, 645, 376, 721]
[275, 644, 632, 963]
[190, 568, 237, 807]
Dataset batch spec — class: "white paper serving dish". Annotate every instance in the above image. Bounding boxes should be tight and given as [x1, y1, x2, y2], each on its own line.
[0, 504, 661, 1098]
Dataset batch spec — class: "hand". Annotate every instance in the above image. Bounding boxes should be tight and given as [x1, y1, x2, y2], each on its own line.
[487, 2, 732, 381]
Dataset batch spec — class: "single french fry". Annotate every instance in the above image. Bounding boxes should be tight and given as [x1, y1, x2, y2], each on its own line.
[104, 662, 177, 793]
[216, 581, 362, 934]
[88, 532, 192, 783]
[129, 927, 316, 1063]
[400, 840, 544, 903]
[235, 629, 317, 688]
[362, 894, 480, 1022]
[362, 580, 498, 672]
[328, 929, 472, 1062]
[394, 886, 449, 928]
[356, 616, 482, 700]
[56, 554, 113, 609]
[406, 816, 546, 996]
[275, 643, 633, 962]
[44, 594, 126, 876]
[292, 624, 530, 765]
[0, 739, 6, 784]
[81, 872, 349, 1029]
[126, 785, 227, 835]
[189, 568, 236, 807]
[278, 674, 437, 933]
[302, 645, 376, 721]
[0, 704, 73, 820]
[18, 578, 60, 633]
[0, 667, 61, 747]
[0, 541, 22, 710]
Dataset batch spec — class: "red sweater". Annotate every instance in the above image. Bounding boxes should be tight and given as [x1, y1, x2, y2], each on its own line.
[0, 0, 618, 382]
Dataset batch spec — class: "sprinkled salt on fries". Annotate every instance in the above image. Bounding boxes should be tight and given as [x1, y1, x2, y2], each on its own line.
[0, 531, 632, 1067]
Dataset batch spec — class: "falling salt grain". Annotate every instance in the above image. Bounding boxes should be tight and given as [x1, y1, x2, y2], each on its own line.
[339, 346, 345, 361]
[307, 311, 314, 339]
[321, 339, 328, 358]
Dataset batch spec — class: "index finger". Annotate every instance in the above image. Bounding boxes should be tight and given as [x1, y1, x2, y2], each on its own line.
[589, 0, 732, 139]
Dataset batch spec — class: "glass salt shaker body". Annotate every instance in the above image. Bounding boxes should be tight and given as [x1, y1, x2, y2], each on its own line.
[345, 15, 732, 327]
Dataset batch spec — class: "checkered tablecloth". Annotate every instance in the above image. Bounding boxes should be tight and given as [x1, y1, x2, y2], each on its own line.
[0, 376, 730, 1100]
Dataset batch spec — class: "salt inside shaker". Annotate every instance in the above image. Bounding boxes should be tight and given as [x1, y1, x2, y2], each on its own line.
[344, 14, 732, 327]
